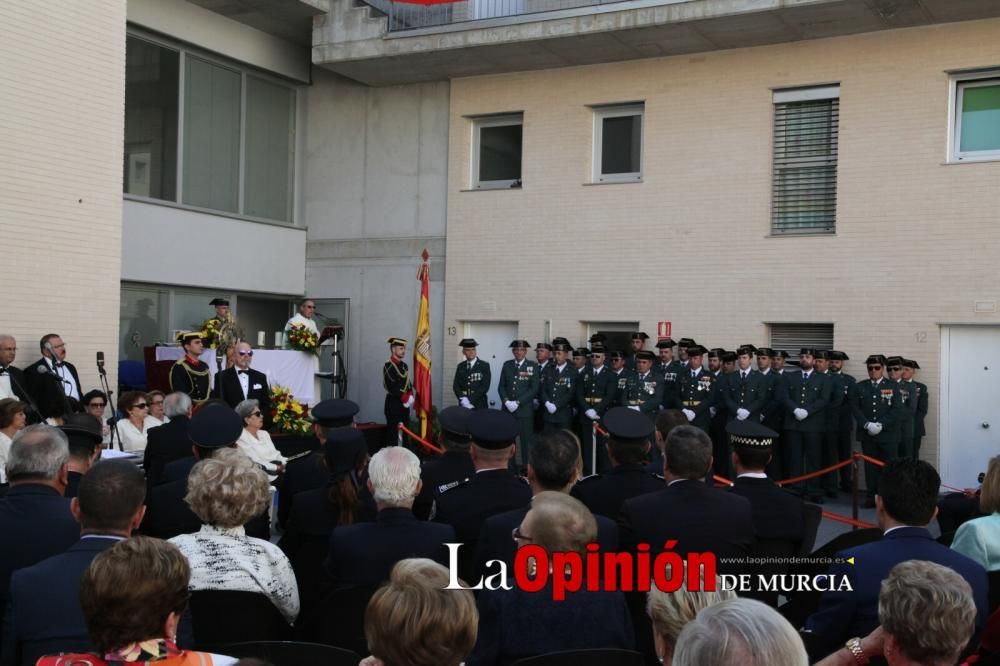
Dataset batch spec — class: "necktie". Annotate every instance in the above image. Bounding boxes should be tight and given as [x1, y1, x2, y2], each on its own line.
[692, 370, 697, 378]
[468, 362, 473, 371]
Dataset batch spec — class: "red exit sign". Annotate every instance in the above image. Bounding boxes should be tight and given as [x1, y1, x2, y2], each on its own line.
[657, 321, 672, 339]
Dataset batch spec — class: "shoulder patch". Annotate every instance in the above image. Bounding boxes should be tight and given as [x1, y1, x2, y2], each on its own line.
[437, 478, 469, 494]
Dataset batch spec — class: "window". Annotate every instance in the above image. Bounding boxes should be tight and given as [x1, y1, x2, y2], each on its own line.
[593, 104, 643, 182]
[771, 86, 839, 235]
[951, 74, 1000, 162]
[768, 323, 834, 366]
[472, 114, 522, 189]
[124, 34, 297, 223]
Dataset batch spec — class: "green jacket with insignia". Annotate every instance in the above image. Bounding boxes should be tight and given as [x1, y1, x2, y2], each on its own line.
[850, 378, 902, 442]
[498, 359, 539, 418]
[453, 358, 491, 408]
[576, 365, 617, 416]
[622, 371, 664, 418]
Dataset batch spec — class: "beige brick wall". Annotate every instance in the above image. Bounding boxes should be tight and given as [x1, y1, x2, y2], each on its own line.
[444, 18, 1000, 465]
[0, 1, 125, 395]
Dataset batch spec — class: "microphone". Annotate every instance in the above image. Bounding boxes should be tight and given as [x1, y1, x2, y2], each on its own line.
[96, 351, 106, 376]
[44, 341, 63, 367]
[36, 364, 72, 386]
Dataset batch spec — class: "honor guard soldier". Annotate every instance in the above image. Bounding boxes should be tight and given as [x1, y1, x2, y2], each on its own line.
[432, 409, 531, 582]
[725, 346, 768, 423]
[622, 350, 664, 420]
[571, 406, 664, 519]
[851, 355, 902, 507]
[888, 356, 917, 458]
[589, 333, 608, 347]
[654, 338, 682, 408]
[169, 332, 210, 406]
[709, 350, 737, 479]
[383, 337, 414, 447]
[624, 332, 649, 371]
[499, 339, 540, 465]
[677, 345, 715, 431]
[209, 298, 229, 322]
[781, 348, 833, 503]
[532, 342, 554, 434]
[609, 350, 636, 407]
[830, 351, 856, 491]
[756, 347, 785, 477]
[540, 342, 576, 431]
[772, 349, 790, 373]
[815, 350, 843, 498]
[677, 338, 697, 367]
[453, 338, 491, 409]
[413, 405, 476, 519]
[903, 359, 928, 459]
[577, 345, 617, 473]
[572, 347, 590, 374]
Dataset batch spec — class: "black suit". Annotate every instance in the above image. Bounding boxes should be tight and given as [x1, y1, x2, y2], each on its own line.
[141, 457, 269, 540]
[729, 476, 805, 543]
[143, 416, 193, 490]
[278, 450, 328, 528]
[571, 463, 664, 520]
[24, 358, 82, 418]
[2, 537, 117, 665]
[325, 508, 455, 587]
[474, 504, 619, 581]
[0, 485, 79, 643]
[212, 367, 272, 429]
[619, 478, 756, 571]
[413, 451, 475, 520]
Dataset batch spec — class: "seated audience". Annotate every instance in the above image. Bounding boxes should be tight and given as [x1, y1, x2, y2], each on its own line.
[36, 537, 236, 666]
[58, 413, 103, 497]
[3, 460, 147, 665]
[816, 560, 977, 666]
[146, 390, 170, 427]
[413, 406, 475, 520]
[475, 429, 618, 579]
[143, 392, 194, 489]
[952, 454, 1000, 571]
[169, 448, 300, 625]
[804, 458, 988, 660]
[325, 446, 454, 586]
[646, 570, 736, 665]
[81, 389, 112, 447]
[0, 425, 79, 634]
[115, 390, 151, 453]
[235, 399, 286, 481]
[361, 559, 478, 666]
[672, 597, 808, 666]
[0, 398, 26, 485]
[467, 492, 635, 666]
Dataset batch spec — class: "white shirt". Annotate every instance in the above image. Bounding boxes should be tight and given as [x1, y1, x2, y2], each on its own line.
[115, 419, 148, 454]
[284, 313, 319, 337]
[170, 524, 300, 624]
[236, 428, 287, 478]
[737, 472, 769, 479]
[0, 368, 13, 400]
[0, 431, 11, 484]
[45, 358, 79, 401]
[145, 414, 170, 428]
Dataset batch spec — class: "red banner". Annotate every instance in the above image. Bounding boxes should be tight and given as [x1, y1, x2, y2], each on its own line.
[414, 250, 433, 438]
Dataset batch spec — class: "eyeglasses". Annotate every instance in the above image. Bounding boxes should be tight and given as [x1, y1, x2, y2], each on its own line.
[88, 402, 107, 408]
[303, 305, 315, 310]
[888, 366, 902, 372]
[238, 351, 254, 357]
[511, 527, 533, 543]
[133, 403, 149, 410]
[151, 400, 163, 406]
[250, 411, 263, 418]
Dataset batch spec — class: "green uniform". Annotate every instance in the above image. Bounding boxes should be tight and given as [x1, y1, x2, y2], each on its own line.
[541, 363, 576, 430]
[850, 378, 902, 499]
[913, 381, 928, 459]
[498, 358, 540, 460]
[621, 370, 664, 420]
[611, 367, 637, 407]
[654, 360, 683, 408]
[453, 358, 491, 409]
[577, 365, 617, 473]
[897, 379, 918, 457]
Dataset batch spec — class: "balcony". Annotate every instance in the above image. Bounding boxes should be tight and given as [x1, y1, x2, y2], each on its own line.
[311, 0, 1000, 86]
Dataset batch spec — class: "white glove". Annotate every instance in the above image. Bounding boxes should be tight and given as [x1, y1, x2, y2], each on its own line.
[545, 401, 557, 414]
[709, 407, 717, 418]
[872, 422, 883, 435]
[505, 400, 519, 413]
[793, 408, 808, 421]
[628, 406, 641, 412]
[460, 397, 473, 409]
[736, 408, 750, 421]
[864, 422, 878, 435]
[759, 413, 766, 422]
[682, 409, 695, 421]
[585, 409, 599, 421]
[403, 396, 415, 409]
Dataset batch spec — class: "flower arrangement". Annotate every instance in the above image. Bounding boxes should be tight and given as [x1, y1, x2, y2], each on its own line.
[198, 318, 222, 349]
[271, 385, 312, 435]
[285, 323, 319, 354]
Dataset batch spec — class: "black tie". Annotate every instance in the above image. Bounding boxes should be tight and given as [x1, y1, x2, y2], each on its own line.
[0, 367, 6, 376]
[238, 370, 249, 376]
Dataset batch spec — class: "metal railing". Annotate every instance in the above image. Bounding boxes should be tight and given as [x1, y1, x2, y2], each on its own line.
[363, 0, 641, 32]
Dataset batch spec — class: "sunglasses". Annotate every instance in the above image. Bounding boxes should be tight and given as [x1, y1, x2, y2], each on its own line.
[88, 402, 107, 408]
[133, 403, 149, 410]
[151, 400, 163, 406]
[238, 351, 254, 357]
[868, 365, 882, 370]
[250, 411, 263, 418]
[511, 526, 533, 542]
[889, 366, 902, 372]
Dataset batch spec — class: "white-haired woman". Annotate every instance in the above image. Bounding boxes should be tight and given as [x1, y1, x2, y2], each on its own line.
[235, 399, 286, 481]
[168, 449, 299, 624]
[646, 569, 736, 664]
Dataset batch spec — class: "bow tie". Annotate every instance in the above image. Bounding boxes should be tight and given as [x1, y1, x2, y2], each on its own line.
[0, 367, 7, 375]
[237, 370, 249, 376]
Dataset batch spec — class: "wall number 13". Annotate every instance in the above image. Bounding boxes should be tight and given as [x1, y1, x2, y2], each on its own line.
[447, 326, 457, 336]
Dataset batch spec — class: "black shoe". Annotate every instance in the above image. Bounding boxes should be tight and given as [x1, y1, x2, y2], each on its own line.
[862, 497, 876, 509]
[825, 490, 839, 499]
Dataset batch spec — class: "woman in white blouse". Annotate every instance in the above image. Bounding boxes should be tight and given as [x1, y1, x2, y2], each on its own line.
[115, 390, 151, 453]
[169, 448, 299, 625]
[0, 398, 27, 484]
[235, 399, 286, 481]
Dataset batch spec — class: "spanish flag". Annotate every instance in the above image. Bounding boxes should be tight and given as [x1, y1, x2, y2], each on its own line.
[414, 250, 433, 438]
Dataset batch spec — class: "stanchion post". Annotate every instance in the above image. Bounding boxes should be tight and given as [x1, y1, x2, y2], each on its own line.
[851, 453, 860, 530]
[397, 423, 403, 447]
[591, 422, 598, 477]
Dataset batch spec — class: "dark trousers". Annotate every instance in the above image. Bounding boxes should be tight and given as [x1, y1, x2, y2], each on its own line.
[821, 430, 841, 492]
[784, 430, 823, 497]
[580, 419, 610, 475]
[898, 428, 915, 458]
[516, 416, 534, 467]
[913, 435, 924, 460]
[837, 426, 855, 489]
[710, 415, 730, 480]
[764, 415, 784, 480]
[384, 396, 409, 448]
[860, 434, 900, 498]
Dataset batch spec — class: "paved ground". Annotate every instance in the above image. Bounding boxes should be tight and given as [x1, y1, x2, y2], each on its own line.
[813, 491, 940, 550]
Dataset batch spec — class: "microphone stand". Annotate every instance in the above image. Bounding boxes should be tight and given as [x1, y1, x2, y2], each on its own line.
[96, 360, 118, 451]
[41, 360, 73, 422]
[8, 372, 43, 423]
[215, 348, 226, 405]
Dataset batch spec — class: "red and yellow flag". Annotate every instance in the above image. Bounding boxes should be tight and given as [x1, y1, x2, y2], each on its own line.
[414, 249, 432, 438]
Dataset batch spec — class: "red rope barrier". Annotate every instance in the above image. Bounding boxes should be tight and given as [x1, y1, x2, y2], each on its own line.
[397, 424, 444, 455]
[775, 457, 856, 487]
[822, 511, 877, 529]
[595, 423, 608, 437]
